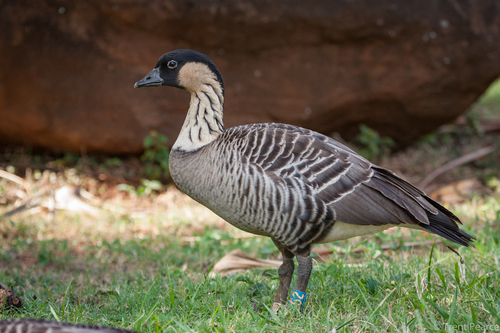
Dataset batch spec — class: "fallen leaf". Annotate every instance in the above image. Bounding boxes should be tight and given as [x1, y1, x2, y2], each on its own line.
[210, 249, 281, 276]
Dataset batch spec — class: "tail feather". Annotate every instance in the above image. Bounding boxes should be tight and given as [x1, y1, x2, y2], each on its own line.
[420, 197, 475, 247]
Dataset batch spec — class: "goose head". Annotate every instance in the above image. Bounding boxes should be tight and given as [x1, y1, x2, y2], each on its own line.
[134, 49, 224, 97]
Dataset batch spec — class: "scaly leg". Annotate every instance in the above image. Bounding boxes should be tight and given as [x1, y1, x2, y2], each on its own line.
[295, 255, 312, 292]
[289, 254, 312, 310]
[272, 239, 295, 313]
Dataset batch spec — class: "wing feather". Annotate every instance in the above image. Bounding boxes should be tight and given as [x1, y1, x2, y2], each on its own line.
[241, 124, 440, 227]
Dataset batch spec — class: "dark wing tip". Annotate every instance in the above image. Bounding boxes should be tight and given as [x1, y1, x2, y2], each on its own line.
[420, 221, 475, 247]
[420, 198, 475, 247]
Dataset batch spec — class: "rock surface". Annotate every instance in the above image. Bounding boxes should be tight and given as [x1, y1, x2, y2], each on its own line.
[1, 0, 499, 153]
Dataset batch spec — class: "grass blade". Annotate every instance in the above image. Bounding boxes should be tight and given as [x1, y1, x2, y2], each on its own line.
[479, 295, 500, 325]
[353, 277, 373, 312]
[427, 240, 436, 292]
[435, 267, 446, 291]
[139, 299, 162, 329]
[358, 288, 398, 332]
[454, 262, 461, 286]
[49, 305, 61, 322]
[140, 280, 156, 312]
[61, 279, 73, 318]
[336, 317, 356, 331]
[368, 288, 397, 321]
[424, 296, 449, 321]
[417, 255, 453, 275]
[447, 286, 458, 327]
[173, 319, 195, 333]
[262, 304, 282, 325]
[167, 267, 175, 307]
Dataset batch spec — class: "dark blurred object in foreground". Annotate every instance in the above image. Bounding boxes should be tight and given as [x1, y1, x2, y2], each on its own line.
[0, 318, 139, 333]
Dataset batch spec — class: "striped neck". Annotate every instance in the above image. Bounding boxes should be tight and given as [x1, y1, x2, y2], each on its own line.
[172, 83, 225, 152]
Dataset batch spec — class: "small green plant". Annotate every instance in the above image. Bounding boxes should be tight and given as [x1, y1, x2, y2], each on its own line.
[103, 157, 123, 168]
[117, 179, 163, 197]
[63, 153, 80, 164]
[418, 133, 439, 146]
[141, 130, 170, 180]
[353, 124, 395, 160]
[116, 183, 136, 196]
[138, 179, 163, 196]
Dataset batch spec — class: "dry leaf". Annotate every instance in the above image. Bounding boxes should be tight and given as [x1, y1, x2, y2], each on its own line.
[210, 249, 281, 276]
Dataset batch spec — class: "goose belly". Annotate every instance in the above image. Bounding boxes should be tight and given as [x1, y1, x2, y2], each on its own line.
[206, 201, 273, 236]
[191, 178, 275, 237]
[318, 222, 393, 243]
[174, 175, 273, 237]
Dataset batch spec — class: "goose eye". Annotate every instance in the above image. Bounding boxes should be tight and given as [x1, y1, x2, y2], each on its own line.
[167, 60, 178, 69]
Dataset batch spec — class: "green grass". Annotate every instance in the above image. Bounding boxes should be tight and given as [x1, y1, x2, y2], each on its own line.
[1, 200, 499, 332]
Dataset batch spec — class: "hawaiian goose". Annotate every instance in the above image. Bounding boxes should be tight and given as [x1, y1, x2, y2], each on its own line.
[0, 319, 138, 333]
[135, 49, 474, 311]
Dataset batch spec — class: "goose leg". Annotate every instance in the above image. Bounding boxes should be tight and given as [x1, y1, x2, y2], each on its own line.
[272, 240, 295, 313]
[276, 255, 295, 303]
[289, 254, 312, 310]
[295, 255, 312, 292]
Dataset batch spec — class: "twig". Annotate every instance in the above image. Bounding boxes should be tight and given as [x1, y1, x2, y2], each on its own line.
[0, 188, 52, 220]
[419, 145, 496, 189]
[0, 170, 31, 194]
[481, 117, 500, 133]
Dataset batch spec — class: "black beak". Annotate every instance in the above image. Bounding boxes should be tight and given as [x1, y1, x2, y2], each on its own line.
[134, 68, 163, 88]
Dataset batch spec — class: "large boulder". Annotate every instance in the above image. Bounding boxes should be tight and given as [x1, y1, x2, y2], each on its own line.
[1, 0, 499, 153]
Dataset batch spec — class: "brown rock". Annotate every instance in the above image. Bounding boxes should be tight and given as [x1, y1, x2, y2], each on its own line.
[1, 0, 499, 153]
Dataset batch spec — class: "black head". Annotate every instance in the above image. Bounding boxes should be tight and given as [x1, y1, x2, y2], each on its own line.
[134, 49, 224, 93]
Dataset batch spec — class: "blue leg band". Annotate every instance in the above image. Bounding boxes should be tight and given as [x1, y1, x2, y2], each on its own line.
[289, 289, 307, 310]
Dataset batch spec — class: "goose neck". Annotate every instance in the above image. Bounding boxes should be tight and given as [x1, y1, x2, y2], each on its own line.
[172, 86, 225, 152]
